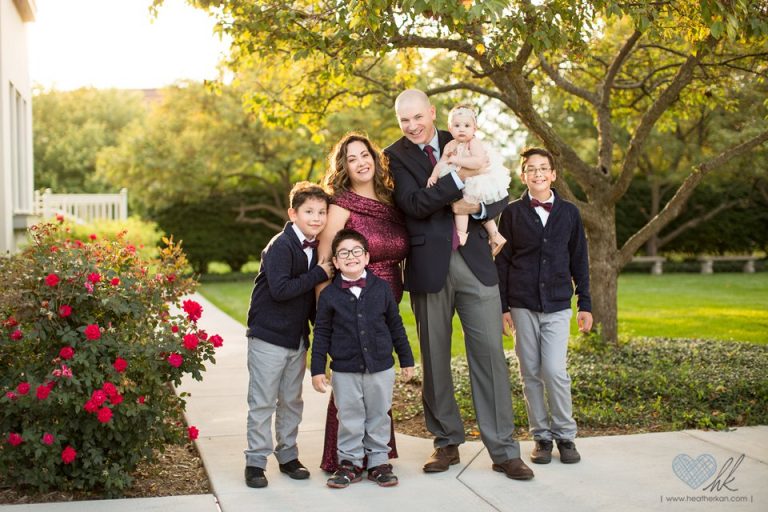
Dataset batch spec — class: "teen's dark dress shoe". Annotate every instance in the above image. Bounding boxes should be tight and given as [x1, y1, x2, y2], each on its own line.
[423, 445, 460, 472]
[492, 458, 535, 480]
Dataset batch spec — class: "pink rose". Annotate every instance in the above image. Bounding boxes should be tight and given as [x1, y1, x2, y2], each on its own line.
[113, 357, 128, 373]
[59, 346, 74, 359]
[167, 353, 183, 368]
[182, 300, 203, 322]
[97, 407, 113, 423]
[110, 277, 120, 286]
[183, 333, 199, 351]
[125, 244, 136, 254]
[59, 304, 72, 318]
[8, 433, 22, 446]
[84, 324, 101, 340]
[36, 384, 52, 400]
[137, 395, 146, 404]
[102, 382, 117, 397]
[42, 433, 55, 445]
[55, 213, 65, 223]
[209, 334, 224, 348]
[188, 426, 199, 440]
[91, 390, 107, 406]
[5, 391, 16, 400]
[10, 329, 22, 341]
[84, 399, 99, 413]
[84, 281, 94, 294]
[45, 273, 60, 287]
[17, 382, 30, 395]
[87, 272, 101, 284]
[61, 445, 77, 464]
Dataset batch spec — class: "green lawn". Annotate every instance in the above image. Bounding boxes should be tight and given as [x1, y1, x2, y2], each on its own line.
[617, 273, 768, 343]
[199, 273, 768, 361]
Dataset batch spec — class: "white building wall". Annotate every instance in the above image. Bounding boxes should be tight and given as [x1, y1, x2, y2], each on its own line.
[0, 0, 36, 255]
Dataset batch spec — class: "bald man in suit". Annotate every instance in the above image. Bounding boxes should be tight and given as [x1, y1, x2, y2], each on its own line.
[384, 89, 533, 481]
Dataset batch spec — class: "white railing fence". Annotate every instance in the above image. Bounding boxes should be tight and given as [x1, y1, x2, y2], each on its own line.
[34, 188, 128, 224]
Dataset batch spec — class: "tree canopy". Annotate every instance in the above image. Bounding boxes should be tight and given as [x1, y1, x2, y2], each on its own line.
[165, 0, 768, 341]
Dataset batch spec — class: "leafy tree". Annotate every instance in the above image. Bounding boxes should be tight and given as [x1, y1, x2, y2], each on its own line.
[33, 88, 146, 193]
[173, 0, 768, 341]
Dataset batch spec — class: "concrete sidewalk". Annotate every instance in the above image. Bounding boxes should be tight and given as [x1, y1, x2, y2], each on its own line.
[3, 293, 766, 511]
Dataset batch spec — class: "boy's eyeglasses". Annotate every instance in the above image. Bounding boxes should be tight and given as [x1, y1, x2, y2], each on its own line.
[335, 247, 366, 259]
[523, 166, 553, 175]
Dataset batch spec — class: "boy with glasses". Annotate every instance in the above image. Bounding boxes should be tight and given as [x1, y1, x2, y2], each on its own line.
[495, 147, 593, 465]
[311, 229, 415, 488]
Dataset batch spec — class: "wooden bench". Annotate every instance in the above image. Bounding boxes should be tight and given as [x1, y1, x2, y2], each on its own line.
[697, 255, 758, 274]
[631, 256, 667, 275]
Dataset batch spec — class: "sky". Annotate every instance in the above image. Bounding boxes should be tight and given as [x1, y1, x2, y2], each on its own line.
[28, 0, 230, 90]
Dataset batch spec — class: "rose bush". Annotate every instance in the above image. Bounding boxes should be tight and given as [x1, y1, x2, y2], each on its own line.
[0, 221, 223, 495]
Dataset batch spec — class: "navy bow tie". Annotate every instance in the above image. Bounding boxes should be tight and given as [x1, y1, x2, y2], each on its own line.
[302, 239, 319, 249]
[530, 198, 553, 212]
[341, 278, 366, 289]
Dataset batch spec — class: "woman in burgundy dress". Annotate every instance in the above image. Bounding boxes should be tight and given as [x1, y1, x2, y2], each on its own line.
[316, 132, 409, 472]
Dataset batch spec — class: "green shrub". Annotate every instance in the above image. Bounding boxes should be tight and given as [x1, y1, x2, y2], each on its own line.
[0, 221, 223, 495]
[393, 337, 768, 435]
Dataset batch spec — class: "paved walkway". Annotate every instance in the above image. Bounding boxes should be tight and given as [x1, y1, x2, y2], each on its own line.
[3, 293, 766, 511]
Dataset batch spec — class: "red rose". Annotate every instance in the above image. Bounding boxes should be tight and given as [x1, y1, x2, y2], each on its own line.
[171, 324, 179, 333]
[4, 317, 18, 328]
[8, 433, 23, 446]
[87, 272, 101, 284]
[42, 433, 55, 445]
[91, 389, 107, 406]
[109, 393, 123, 405]
[17, 382, 30, 395]
[110, 277, 120, 286]
[197, 330, 208, 340]
[137, 395, 146, 404]
[55, 214, 65, 223]
[97, 407, 113, 423]
[61, 445, 77, 464]
[209, 334, 224, 348]
[167, 273, 176, 282]
[84, 324, 101, 340]
[74, 240, 84, 248]
[36, 384, 52, 400]
[182, 300, 203, 322]
[50, 245, 59, 252]
[113, 357, 128, 373]
[89, 233, 97, 240]
[167, 353, 183, 368]
[10, 329, 22, 341]
[45, 273, 60, 287]
[59, 346, 75, 359]
[5, 391, 16, 400]
[188, 426, 199, 440]
[102, 382, 117, 397]
[84, 399, 99, 413]
[183, 333, 199, 351]
[59, 304, 72, 317]
[125, 244, 136, 254]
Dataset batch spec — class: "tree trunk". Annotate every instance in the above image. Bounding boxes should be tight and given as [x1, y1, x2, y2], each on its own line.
[584, 204, 620, 343]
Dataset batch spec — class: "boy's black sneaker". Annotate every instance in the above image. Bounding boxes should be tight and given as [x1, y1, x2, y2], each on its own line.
[368, 463, 399, 487]
[530, 440, 553, 464]
[279, 459, 310, 480]
[245, 466, 268, 488]
[326, 460, 363, 489]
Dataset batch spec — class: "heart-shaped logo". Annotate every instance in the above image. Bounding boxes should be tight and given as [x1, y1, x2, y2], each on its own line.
[672, 454, 717, 489]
